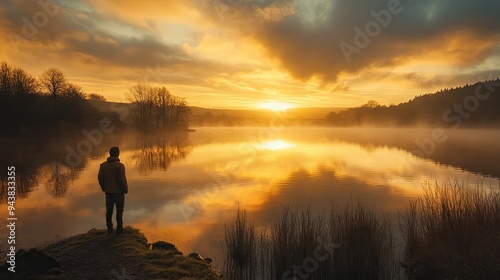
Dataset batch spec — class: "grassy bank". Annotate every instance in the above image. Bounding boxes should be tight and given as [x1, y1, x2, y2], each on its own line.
[224, 183, 500, 280]
[1, 227, 222, 280]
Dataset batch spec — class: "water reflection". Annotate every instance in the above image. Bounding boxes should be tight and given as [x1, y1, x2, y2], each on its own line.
[323, 128, 500, 178]
[0, 137, 88, 203]
[0, 165, 39, 203]
[0, 130, 192, 203]
[131, 132, 191, 174]
[186, 166, 414, 267]
[0, 127, 499, 269]
[259, 140, 294, 150]
[39, 162, 75, 198]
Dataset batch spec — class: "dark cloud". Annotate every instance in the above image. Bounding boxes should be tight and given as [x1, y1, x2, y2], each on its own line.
[2, 0, 186, 67]
[0, 0, 260, 97]
[1, 0, 244, 76]
[64, 34, 189, 68]
[206, 0, 500, 82]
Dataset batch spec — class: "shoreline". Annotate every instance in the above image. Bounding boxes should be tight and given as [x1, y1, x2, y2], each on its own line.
[1, 227, 223, 280]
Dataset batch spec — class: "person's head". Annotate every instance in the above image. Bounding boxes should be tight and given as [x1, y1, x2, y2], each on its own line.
[110, 146, 120, 157]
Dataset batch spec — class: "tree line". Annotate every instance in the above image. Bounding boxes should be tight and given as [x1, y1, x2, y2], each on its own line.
[126, 82, 190, 129]
[0, 61, 113, 133]
[0, 62, 191, 133]
[326, 79, 500, 127]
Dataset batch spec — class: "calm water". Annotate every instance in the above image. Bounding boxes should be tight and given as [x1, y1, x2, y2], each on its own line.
[1, 127, 499, 268]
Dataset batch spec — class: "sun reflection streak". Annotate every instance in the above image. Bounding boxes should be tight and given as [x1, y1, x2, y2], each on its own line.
[259, 140, 294, 150]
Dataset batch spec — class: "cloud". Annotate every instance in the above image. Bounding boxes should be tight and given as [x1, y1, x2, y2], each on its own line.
[1, 0, 202, 68]
[85, 0, 202, 26]
[1, 0, 500, 107]
[0, 0, 260, 104]
[206, 0, 500, 83]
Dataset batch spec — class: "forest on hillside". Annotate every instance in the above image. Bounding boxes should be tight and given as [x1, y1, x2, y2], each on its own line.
[0, 62, 190, 134]
[326, 80, 500, 128]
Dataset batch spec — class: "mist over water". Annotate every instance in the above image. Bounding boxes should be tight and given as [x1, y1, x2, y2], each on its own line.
[1, 127, 499, 268]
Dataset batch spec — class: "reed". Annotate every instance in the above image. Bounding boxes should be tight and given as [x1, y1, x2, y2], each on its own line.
[224, 182, 500, 279]
[224, 202, 397, 280]
[329, 202, 397, 279]
[223, 209, 257, 280]
[400, 182, 500, 279]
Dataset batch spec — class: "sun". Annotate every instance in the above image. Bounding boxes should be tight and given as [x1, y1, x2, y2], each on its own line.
[260, 140, 294, 150]
[258, 101, 294, 111]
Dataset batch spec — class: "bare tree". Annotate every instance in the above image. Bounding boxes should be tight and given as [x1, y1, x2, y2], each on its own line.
[126, 82, 191, 129]
[154, 86, 170, 126]
[11, 67, 37, 95]
[63, 83, 86, 100]
[0, 62, 37, 96]
[0, 62, 13, 96]
[126, 82, 154, 126]
[362, 100, 381, 109]
[88, 93, 106, 102]
[40, 67, 67, 117]
[171, 96, 190, 128]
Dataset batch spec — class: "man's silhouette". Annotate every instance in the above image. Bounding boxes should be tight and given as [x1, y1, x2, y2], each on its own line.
[98, 147, 128, 234]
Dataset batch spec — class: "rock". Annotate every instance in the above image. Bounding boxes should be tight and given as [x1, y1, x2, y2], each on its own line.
[188, 252, 212, 263]
[151, 241, 182, 255]
[188, 252, 204, 261]
[16, 248, 61, 277]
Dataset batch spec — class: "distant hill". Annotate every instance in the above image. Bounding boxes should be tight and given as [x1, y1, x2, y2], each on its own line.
[91, 101, 344, 127]
[326, 79, 500, 128]
[190, 106, 344, 126]
[190, 106, 344, 119]
[91, 79, 500, 129]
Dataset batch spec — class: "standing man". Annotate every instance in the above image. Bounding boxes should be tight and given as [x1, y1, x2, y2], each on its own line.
[98, 146, 128, 234]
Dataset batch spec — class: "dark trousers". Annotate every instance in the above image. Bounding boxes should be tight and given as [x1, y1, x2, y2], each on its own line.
[106, 193, 125, 230]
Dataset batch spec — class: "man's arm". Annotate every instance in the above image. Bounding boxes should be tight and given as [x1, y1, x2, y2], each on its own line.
[97, 165, 106, 192]
[119, 164, 128, 194]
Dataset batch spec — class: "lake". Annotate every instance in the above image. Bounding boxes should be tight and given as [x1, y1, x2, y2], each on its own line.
[1, 127, 499, 269]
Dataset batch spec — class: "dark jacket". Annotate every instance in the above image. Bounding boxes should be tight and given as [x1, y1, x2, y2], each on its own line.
[98, 157, 128, 194]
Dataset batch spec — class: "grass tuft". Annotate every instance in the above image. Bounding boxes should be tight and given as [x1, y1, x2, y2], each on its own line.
[224, 202, 397, 280]
[224, 182, 500, 280]
[400, 182, 500, 279]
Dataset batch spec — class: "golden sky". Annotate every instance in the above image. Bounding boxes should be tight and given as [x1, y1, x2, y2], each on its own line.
[1, 0, 500, 109]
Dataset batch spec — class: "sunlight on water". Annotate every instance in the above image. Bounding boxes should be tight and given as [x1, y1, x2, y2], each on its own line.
[1, 127, 499, 269]
[259, 140, 294, 150]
